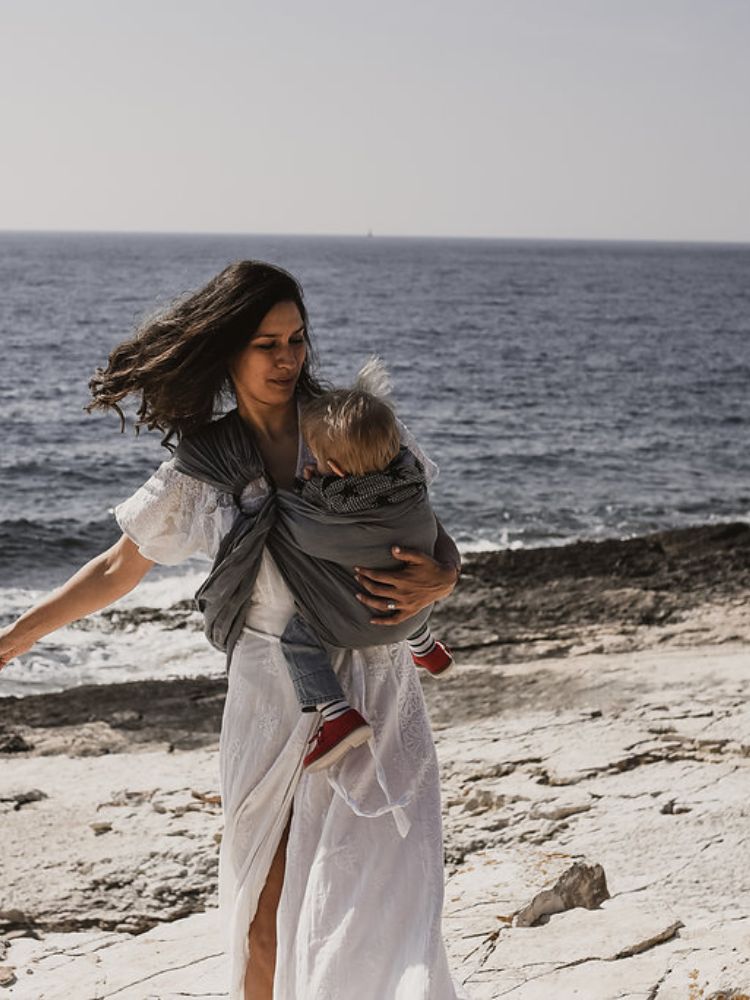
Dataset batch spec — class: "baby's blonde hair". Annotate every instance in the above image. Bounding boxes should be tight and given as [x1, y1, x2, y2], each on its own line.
[300, 357, 402, 476]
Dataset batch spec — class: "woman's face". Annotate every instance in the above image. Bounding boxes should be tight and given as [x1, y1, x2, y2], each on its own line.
[229, 300, 307, 408]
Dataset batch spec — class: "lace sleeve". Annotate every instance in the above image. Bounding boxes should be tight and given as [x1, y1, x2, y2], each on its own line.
[396, 417, 439, 485]
[113, 459, 233, 565]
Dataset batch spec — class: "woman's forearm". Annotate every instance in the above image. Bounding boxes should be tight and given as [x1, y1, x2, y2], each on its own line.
[7, 535, 153, 646]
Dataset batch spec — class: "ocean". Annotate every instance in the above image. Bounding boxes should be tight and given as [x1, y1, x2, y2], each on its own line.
[1, 231, 748, 695]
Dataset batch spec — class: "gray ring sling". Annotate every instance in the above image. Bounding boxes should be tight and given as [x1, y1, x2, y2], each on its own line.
[171, 407, 437, 674]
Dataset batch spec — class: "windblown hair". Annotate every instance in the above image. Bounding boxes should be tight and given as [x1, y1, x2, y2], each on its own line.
[300, 357, 401, 476]
[85, 260, 325, 449]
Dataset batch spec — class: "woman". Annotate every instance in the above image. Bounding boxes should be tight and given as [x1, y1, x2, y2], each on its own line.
[0, 261, 464, 1000]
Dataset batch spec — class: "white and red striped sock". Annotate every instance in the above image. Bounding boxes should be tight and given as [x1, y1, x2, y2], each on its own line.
[316, 698, 351, 721]
[408, 624, 437, 657]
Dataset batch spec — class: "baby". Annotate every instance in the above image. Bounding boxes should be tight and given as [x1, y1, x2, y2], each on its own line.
[280, 359, 454, 772]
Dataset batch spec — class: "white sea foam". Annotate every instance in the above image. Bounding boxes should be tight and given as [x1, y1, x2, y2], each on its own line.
[1, 620, 223, 698]
[0, 562, 223, 697]
[113, 563, 209, 609]
[3, 513, 748, 697]
[457, 539, 504, 554]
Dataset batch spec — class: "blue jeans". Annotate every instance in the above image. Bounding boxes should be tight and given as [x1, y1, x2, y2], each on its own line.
[280, 614, 347, 712]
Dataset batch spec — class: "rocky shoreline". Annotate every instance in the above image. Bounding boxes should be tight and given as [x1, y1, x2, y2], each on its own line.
[434, 518, 750, 663]
[2, 520, 748, 740]
[1, 520, 749, 998]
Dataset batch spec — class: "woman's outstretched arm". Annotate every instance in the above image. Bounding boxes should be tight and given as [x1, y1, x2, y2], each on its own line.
[0, 534, 155, 670]
[355, 516, 461, 626]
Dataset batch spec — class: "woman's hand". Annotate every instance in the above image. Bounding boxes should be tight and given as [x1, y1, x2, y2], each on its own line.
[354, 546, 460, 626]
[0, 623, 38, 672]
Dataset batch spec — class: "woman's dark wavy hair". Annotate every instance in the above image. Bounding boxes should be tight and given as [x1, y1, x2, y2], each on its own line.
[85, 260, 325, 449]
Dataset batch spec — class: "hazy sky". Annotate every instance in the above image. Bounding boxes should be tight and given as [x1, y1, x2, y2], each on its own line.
[2, 0, 749, 241]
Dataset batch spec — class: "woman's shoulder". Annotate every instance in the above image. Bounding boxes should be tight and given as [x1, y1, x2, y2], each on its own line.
[113, 457, 236, 565]
[149, 456, 235, 506]
[118, 456, 238, 524]
[172, 408, 264, 495]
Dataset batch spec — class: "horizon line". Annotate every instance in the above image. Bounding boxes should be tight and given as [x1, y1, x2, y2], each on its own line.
[1, 226, 749, 249]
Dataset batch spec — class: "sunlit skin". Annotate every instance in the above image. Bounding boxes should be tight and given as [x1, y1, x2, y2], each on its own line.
[230, 300, 308, 414]
[228, 300, 307, 491]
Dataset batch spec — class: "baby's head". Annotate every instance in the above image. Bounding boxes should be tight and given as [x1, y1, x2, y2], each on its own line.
[300, 358, 401, 476]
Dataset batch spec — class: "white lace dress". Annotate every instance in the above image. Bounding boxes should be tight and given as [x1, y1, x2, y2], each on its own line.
[114, 422, 465, 1000]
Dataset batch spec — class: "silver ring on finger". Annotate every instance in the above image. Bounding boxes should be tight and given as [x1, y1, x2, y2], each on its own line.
[386, 601, 397, 611]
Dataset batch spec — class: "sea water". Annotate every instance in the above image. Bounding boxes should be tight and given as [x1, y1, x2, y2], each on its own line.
[1, 231, 748, 693]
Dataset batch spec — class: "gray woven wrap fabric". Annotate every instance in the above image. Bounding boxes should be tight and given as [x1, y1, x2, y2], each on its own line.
[172, 408, 437, 672]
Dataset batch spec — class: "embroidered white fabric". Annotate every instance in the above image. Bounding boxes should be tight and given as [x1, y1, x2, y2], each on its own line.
[113, 418, 464, 1000]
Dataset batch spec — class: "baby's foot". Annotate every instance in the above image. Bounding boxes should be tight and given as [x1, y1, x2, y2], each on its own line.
[303, 708, 373, 772]
[412, 640, 454, 677]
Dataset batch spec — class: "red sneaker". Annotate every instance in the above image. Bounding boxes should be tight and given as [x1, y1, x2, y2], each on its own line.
[412, 640, 454, 677]
[303, 708, 373, 772]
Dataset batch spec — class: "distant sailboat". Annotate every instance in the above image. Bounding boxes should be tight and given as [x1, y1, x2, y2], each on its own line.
[366, 229, 374, 238]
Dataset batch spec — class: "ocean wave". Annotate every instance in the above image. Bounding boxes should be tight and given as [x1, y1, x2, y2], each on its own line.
[0, 517, 121, 582]
[0, 566, 217, 697]
[2, 517, 747, 698]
